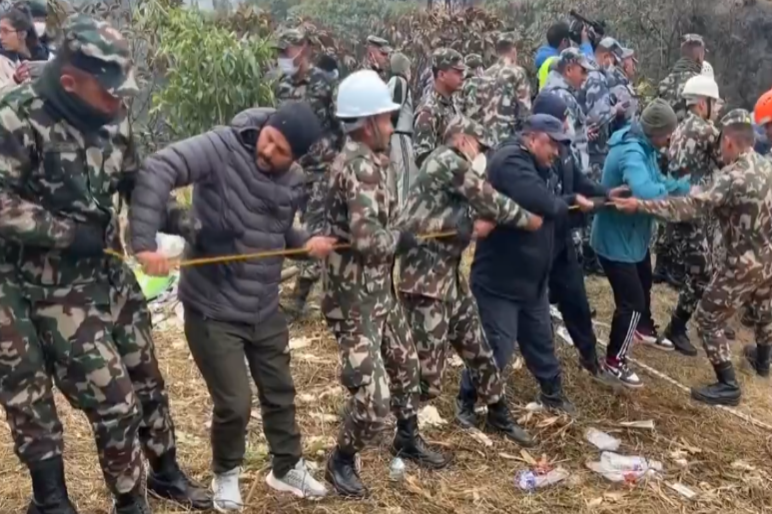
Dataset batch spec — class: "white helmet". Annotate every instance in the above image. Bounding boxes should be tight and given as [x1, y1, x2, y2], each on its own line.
[701, 60, 714, 78]
[335, 70, 401, 119]
[682, 75, 720, 101]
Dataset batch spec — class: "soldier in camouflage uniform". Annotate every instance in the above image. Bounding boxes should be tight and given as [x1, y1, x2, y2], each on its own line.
[362, 35, 391, 82]
[580, 39, 625, 275]
[660, 75, 723, 356]
[460, 58, 495, 130]
[542, 48, 596, 268]
[417, 65, 434, 103]
[397, 116, 540, 446]
[464, 53, 484, 77]
[653, 33, 707, 286]
[606, 40, 639, 129]
[484, 32, 531, 146]
[413, 48, 463, 168]
[0, 15, 210, 514]
[615, 109, 772, 406]
[323, 70, 448, 499]
[272, 28, 343, 321]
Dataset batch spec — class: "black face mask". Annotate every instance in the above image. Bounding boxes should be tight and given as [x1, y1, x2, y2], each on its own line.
[33, 61, 120, 134]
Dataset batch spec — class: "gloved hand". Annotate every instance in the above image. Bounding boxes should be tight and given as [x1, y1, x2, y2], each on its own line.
[396, 231, 419, 254]
[67, 223, 105, 257]
[455, 215, 474, 247]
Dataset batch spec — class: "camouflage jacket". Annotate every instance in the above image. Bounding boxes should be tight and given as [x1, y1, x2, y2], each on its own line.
[543, 71, 589, 173]
[322, 138, 399, 320]
[667, 111, 721, 186]
[274, 66, 342, 174]
[418, 67, 434, 102]
[413, 89, 459, 168]
[484, 59, 532, 144]
[581, 69, 615, 159]
[0, 84, 138, 304]
[607, 67, 639, 127]
[639, 150, 772, 271]
[657, 57, 702, 122]
[396, 146, 532, 300]
[460, 75, 496, 134]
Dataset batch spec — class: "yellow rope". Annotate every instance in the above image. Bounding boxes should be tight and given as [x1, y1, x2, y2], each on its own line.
[105, 230, 459, 267]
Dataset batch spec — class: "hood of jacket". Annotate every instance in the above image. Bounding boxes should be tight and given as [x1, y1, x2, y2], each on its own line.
[230, 107, 274, 147]
[534, 45, 559, 70]
[608, 122, 656, 155]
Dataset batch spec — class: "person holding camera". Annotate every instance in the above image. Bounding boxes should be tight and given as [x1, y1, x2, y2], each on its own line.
[535, 20, 594, 92]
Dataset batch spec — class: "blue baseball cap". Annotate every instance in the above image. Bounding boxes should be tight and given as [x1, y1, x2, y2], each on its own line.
[524, 114, 572, 143]
[532, 93, 568, 122]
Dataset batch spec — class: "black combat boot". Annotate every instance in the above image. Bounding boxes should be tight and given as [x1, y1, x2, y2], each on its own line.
[691, 362, 742, 406]
[26, 457, 78, 514]
[743, 344, 771, 378]
[539, 376, 577, 416]
[325, 447, 366, 498]
[664, 310, 697, 356]
[112, 483, 151, 514]
[147, 448, 212, 510]
[454, 393, 478, 429]
[283, 277, 315, 322]
[391, 416, 451, 469]
[486, 400, 535, 447]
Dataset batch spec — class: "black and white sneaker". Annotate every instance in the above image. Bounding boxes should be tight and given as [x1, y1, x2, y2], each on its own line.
[603, 360, 643, 389]
[635, 325, 675, 352]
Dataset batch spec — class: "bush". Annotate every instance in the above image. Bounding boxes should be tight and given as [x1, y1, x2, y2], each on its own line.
[134, 1, 276, 141]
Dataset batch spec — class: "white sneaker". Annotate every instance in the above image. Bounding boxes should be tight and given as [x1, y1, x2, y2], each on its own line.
[265, 458, 328, 500]
[212, 467, 243, 512]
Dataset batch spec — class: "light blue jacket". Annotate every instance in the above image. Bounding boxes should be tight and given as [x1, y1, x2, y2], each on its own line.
[590, 124, 690, 263]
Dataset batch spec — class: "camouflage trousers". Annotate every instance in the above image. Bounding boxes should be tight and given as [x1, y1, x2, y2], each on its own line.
[399, 288, 503, 404]
[671, 221, 712, 317]
[695, 265, 772, 366]
[654, 222, 678, 270]
[0, 264, 175, 495]
[297, 172, 327, 283]
[327, 305, 420, 453]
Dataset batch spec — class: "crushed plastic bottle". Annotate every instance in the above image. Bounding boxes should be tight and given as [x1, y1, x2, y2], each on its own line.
[389, 457, 406, 482]
[586, 451, 663, 483]
[516, 467, 570, 492]
[585, 427, 621, 451]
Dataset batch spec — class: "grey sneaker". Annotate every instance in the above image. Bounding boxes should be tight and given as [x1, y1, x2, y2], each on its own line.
[265, 459, 328, 500]
[212, 467, 243, 512]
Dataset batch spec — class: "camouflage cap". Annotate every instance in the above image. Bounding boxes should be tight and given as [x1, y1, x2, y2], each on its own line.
[464, 53, 483, 69]
[496, 31, 518, 46]
[444, 115, 493, 148]
[432, 48, 465, 72]
[60, 14, 137, 97]
[682, 33, 705, 46]
[720, 108, 754, 129]
[557, 47, 596, 72]
[272, 28, 306, 50]
[366, 35, 392, 54]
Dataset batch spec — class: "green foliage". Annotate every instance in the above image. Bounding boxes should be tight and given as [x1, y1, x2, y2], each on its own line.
[135, 1, 276, 140]
[289, 0, 418, 44]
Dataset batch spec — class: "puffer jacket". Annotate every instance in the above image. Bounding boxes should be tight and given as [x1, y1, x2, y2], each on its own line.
[130, 108, 308, 324]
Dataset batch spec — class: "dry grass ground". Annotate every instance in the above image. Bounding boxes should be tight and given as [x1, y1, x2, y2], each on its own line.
[2, 269, 772, 514]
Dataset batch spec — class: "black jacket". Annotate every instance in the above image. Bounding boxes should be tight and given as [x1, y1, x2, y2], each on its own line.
[552, 143, 608, 254]
[130, 108, 308, 324]
[470, 138, 569, 303]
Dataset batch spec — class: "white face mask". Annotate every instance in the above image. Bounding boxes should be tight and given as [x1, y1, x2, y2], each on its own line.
[277, 57, 298, 76]
[471, 153, 487, 176]
[34, 21, 46, 38]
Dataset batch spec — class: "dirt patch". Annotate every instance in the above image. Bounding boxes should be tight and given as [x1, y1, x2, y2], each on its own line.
[1, 273, 771, 513]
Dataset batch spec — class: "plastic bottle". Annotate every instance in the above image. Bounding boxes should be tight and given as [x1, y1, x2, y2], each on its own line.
[389, 457, 406, 482]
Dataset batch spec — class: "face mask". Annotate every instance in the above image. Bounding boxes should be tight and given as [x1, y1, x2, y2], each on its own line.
[34, 22, 46, 38]
[277, 57, 298, 76]
[471, 153, 487, 176]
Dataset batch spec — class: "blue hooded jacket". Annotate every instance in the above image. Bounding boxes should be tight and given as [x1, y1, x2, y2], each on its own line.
[590, 124, 690, 263]
[534, 43, 594, 71]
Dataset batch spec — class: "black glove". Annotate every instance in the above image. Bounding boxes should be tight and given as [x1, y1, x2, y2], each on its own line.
[455, 215, 474, 247]
[68, 223, 105, 257]
[396, 231, 419, 254]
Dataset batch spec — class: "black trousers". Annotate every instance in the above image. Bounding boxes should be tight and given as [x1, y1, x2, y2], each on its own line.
[184, 306, 301, 476]
[459, 283, 559, 400]
[549, 243, 598, 363]
[598, 251, 654, 362]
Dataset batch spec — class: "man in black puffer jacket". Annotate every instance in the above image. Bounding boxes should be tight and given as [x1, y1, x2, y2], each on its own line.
[129, 102, 336, 508]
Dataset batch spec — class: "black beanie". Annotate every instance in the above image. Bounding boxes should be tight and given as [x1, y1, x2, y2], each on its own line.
[267, 101, 323, 159]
